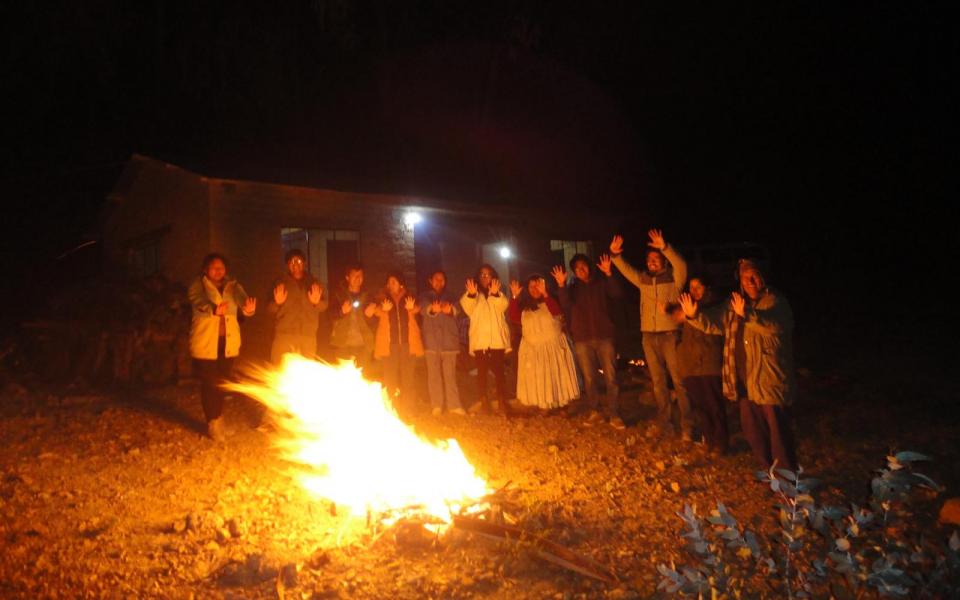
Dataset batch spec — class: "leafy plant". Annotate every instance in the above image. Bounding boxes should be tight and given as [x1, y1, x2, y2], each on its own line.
[658, 452, 958, 598]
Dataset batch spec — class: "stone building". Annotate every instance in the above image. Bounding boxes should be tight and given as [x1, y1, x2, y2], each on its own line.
[102, 154, 617, 359]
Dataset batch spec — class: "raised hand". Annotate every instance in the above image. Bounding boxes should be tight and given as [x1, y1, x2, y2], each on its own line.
[730, 292, 746, 318]
[341, 300, 353, 315]
[308, 283, 323, 305]
[440, 301, 454, 315]
[363, 303, 377, 318]
[509, 279, 522, 299]
[243, 297, 257, 316]
[647, 229, 666, 250]
[465, 278, 478, 295]
[380, 299, 394, 313]
[404, 296, 416, 311]
[677, 293, 697, 318]
[273, 283, 287, 306]
[215, 302, 228, 316]
[550, 265, 567, 287]
[429, 300, 442, 315]
[609, 234, 624, 254]
[597, 253, 613, 276]
[489, 278, 502, 296]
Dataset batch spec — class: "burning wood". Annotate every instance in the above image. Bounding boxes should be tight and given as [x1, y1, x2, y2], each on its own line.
[452, 515, 619, 583]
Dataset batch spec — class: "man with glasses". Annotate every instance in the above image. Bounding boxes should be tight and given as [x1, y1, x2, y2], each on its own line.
[267, 249, 328, 363]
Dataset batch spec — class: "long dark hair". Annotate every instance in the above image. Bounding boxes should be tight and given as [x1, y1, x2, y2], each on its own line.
[516, 274, 547, 312]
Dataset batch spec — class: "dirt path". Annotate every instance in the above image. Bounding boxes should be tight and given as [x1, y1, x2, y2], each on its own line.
[1, 367, 956, 599]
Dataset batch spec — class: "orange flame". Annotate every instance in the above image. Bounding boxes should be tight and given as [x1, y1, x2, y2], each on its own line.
[229, 355, 489, 525]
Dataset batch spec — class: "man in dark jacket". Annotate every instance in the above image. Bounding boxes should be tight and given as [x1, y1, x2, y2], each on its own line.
[669, 276, 727, 454]
[553, 253, 623, 428]
[268, 249, 328, 363]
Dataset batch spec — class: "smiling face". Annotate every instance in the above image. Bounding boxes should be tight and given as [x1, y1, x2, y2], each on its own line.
[645, 250, 665, 274]
[572, 259, 591, 283]
[740, 268, 764, 300]
[205, 258, 226, 283]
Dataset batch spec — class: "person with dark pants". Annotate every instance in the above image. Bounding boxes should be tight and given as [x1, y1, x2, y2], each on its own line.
[610, 229, 692, 440]
[372, 272, 423, 408]
[552, 253, 623, 427]
[188, 253, 256, 442]
[679, 259, 797, 472]
[460, 264, 512, 415]
[668, 276, 727, 454]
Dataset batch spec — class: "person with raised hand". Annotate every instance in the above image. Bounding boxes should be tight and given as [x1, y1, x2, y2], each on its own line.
[267, 249, 328, 364]
[553, 252, 624, 428]
[609, 229, 692, 440]
[508, 275, 579, 413]
[188, 253, 256, 442]
[679, 260, 797, 471]
[419, 270, 465, 416]
[460, 264, 512, 415]
[371, 272, 423, 409]
[670, 276, 727, 454]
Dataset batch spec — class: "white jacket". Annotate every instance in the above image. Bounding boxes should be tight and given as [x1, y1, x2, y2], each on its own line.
[460, 292, 512, 355]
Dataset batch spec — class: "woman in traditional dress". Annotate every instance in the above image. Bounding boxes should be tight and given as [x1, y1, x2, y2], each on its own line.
[508, 275, 579, 411]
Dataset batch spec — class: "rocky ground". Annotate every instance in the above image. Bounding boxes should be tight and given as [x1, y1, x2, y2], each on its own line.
[0, 359, 957, 599]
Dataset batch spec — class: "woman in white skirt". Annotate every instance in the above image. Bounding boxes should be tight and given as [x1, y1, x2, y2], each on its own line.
[508, 275, 580, 410]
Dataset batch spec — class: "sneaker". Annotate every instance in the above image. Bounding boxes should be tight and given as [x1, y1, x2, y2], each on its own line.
[431, 407, 442, 416]
[681, 430, 694, 443]
[207, 417, 226, 443]
[585, 410, 603, 423]
[609, 416, 626, 430]
[449, 408, 467, 416]
[468, 400, 486, 415]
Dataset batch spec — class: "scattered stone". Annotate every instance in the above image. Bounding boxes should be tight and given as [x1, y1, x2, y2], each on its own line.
[670, 482, 681, 494]
[172, 519, 187, 534]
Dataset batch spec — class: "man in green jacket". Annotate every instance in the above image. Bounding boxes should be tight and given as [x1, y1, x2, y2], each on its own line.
[610, 229, 692, 440]
[268, 249, 328, 363]
[679, 260, 797, 471]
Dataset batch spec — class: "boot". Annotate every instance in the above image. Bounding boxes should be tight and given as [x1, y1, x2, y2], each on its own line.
[207, 417, 226, 442]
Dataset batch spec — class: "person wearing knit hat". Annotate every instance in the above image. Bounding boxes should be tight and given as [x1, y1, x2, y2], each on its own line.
[678, 258, 798, 471]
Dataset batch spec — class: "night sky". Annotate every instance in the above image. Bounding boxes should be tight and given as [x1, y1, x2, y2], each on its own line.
[2, 2, 952, 358]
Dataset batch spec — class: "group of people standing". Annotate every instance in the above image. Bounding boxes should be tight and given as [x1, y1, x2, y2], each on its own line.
[186, 230, 797, 473]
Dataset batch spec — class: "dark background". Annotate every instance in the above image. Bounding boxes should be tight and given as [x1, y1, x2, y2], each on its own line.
[1, 2, 953, 366]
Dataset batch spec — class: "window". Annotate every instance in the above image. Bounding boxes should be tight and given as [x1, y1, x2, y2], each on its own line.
[550, 240, 593, 269]
[125, 225, 170, 278]
[280, 228, 359, 285]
